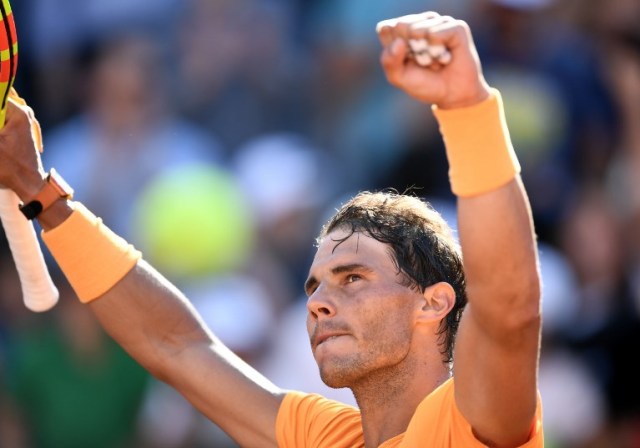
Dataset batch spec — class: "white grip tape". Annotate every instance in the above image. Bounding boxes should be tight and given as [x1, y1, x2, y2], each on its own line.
[0, 189, 59, 312]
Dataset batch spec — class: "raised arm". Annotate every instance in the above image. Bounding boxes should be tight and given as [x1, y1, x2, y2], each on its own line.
[377, 13, 542, 447]
[0, 97, 284, 448]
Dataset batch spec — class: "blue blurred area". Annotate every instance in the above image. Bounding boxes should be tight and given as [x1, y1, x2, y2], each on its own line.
[2, 0, 640, 446]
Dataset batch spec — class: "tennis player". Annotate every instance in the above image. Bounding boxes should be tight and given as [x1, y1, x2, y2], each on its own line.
[0, 12, 543, 447]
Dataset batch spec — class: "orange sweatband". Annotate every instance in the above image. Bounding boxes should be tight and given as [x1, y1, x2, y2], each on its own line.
[41, 202, 141, 303]
[432, 88, 520, 197]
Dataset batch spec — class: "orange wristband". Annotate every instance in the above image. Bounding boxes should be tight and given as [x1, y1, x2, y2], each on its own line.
[433, 88, 520, 197]
[41, 202, 141, 303]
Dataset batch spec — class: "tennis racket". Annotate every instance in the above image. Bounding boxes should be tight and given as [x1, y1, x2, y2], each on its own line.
[0, 0, 59, 312]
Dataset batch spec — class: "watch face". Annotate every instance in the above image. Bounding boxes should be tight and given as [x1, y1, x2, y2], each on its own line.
[19, 200, 44, 220]
[49, 168, 74, 198]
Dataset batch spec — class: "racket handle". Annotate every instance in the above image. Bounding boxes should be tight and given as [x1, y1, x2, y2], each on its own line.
[0, 188, 59, 312]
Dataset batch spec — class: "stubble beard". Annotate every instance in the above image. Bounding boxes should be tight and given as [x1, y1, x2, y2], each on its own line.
[314, 294, 416, 390]
[317, 333, 413, 391]
[319, 349, 417, 411]
[318, 353, 370, 389]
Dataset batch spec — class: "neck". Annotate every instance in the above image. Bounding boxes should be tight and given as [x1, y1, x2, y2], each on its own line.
[352, 357, 451, 448]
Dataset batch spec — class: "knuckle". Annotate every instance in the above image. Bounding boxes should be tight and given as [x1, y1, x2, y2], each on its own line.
[456, 19, 470, 31]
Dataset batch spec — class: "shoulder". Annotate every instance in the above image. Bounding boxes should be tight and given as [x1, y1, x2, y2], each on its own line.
[276, 391, 364, 448]
[403, 379, 544, 448]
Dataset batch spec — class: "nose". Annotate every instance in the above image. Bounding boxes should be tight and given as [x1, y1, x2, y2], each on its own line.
[306, 286, 336, 320]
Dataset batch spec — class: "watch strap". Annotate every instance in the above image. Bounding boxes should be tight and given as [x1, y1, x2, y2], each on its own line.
[19, 170, 72, 220]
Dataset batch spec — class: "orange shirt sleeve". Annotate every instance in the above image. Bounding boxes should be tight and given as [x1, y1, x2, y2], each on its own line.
[276, 391, 364, 448]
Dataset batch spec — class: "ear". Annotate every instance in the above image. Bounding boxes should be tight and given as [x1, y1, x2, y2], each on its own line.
[415, 281, 456, 325]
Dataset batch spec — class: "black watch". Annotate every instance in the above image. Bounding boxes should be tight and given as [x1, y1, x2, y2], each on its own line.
[19, 168, 74, 220]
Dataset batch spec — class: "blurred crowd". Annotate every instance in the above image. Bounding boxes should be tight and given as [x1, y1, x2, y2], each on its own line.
[0, 0, 639, 447]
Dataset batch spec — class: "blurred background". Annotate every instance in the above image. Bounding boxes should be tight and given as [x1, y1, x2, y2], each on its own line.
[1, 0, 639, 447]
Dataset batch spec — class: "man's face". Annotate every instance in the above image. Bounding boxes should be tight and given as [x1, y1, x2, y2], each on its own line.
[305, 229, 423, 388]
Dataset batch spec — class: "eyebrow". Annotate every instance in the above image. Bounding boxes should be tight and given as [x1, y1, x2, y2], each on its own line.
[304, 263, 374, 296]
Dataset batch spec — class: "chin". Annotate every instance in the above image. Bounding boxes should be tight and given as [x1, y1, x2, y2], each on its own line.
[320, 371, 353, 389]
[320, 374, 351, 389]
[318, 359, 365, 389]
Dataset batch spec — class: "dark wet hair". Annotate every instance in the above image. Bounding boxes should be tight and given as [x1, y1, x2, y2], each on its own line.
[318, 190, 467, 364]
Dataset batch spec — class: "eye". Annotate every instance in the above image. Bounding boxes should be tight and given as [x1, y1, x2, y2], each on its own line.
[346, 274, 362, 284]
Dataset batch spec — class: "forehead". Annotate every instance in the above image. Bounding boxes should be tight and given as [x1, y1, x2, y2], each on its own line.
[311, 228, 395, 271]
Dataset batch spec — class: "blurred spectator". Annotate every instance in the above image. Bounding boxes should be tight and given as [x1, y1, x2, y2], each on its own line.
[539, 348, 606, 448]
[374, 103, 452, 200]
[465, 0, 617, 244]
[0, 236, 30, 447]
[20, 0, 181, 128]
[559, 186, 640, 444]
[41, 28, 224, 239]
[175, 0, 309, 152]
[589, 0, 640, 292]
[2, 278, 149, 448]
[232, 132, 342, 294]
[304, 0, 433, 189]
[0, 391, 29, 448]
[535, 242, 607, 447]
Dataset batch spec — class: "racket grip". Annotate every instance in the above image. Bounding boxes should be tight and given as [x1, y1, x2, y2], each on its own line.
[0, 188, 59, 312]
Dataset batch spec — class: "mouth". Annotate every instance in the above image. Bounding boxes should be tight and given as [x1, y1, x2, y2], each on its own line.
[314, 333, 349, 349]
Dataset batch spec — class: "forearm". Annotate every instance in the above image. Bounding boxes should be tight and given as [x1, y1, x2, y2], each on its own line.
[37, 199, 215, 376]
[90, 260, 215, 380]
